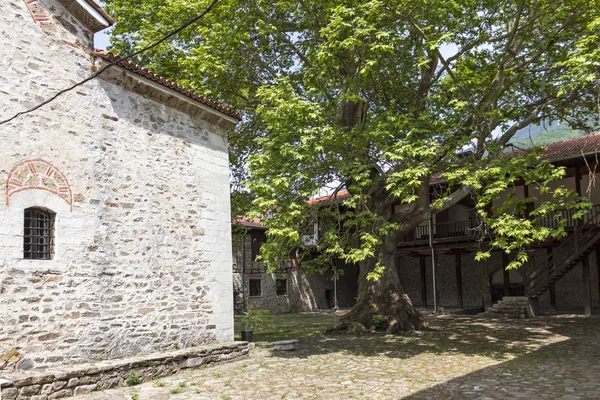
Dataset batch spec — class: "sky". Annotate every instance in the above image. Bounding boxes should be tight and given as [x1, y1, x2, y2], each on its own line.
[94, 28, 111, 49]
[93, 0, 111, 50]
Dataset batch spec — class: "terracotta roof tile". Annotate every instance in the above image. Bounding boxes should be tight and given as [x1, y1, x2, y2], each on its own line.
[307, 189, 351, 206]
[93, 50, 242, 121]
[233, 217, 266, 229]
[433, 133, 600, 184]
[537, 133, 600, 161]
[85, 0, 115, 26]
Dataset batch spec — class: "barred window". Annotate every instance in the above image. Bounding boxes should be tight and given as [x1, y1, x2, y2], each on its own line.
[24, 207, 55, 260]
[275, 279, 287, 296]
[249, 279, 262, 297]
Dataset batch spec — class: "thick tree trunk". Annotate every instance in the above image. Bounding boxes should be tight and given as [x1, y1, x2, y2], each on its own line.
[333, 178, 469, 333]
[337, 237, 428, 333]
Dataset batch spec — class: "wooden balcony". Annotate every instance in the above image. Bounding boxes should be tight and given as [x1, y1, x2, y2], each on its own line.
[398, 204, 600, 249]
[399, 219, 484, 248]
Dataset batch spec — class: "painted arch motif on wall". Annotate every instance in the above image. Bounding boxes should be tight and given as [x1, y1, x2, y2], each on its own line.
[5, 159, 73, 211]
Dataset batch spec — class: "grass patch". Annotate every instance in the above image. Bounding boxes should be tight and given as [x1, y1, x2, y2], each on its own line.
[125, 371, 141, 387]
[234, 312, 338, 342]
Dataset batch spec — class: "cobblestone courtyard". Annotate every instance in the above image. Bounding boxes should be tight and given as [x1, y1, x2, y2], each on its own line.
[77, 312, 600, 400]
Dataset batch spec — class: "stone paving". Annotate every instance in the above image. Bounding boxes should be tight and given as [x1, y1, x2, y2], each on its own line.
[75, 313, 600, 400]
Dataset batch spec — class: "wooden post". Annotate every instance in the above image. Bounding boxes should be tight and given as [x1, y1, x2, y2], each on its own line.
[419, 256, 427, 307]
[522, 184, 530, 297]
[582, 254, 593, 316]
[455, 253, 463, 309]
[596, 246, 600, 305]
[547, 247, 557, 311]
[502, 252, 510, 298]
[575, 166, 582, 196]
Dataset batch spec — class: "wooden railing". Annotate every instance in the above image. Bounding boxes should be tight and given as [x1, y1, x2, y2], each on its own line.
[400, 219, 483, 244]
[399, 204, 600, 246]
[528, 205, 600, 298]
[537, 204, 600, 229]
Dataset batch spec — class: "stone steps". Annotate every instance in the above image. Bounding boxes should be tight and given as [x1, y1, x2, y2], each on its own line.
[479, 296, 534, 319]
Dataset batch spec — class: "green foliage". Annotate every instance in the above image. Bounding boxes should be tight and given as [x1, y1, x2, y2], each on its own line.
[105, 0, 600, 275]
[240, 307, 273, 332]
[125, 371, 141, 386]
[372, 314, 388, 330]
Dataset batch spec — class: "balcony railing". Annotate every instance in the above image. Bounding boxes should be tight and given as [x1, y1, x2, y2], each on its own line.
[399, 204, 600, 246]
[400, 219, 483, 244]
[537, 204, 600, 229]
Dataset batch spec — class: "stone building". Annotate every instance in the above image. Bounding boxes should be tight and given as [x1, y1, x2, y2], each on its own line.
[396, 135, 600, 314]
[0, 0, 239, 372]
[232, 218, 358, 313]
[242, 135, 600, 316]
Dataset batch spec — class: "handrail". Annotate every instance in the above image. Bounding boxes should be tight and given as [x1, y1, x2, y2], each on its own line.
[527, 204, 600, 297]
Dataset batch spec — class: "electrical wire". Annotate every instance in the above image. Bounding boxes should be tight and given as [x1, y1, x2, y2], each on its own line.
[0, 0, 220, 126]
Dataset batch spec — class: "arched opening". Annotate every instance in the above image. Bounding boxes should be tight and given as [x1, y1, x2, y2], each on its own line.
[23, 207, 56, 260]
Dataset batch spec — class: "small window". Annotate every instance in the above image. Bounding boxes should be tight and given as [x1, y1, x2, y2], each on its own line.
[275, 279, 287, 296]
[249, 279, 262, 297]
[24, 207, 55, 260]
[252, 237, 265, 261]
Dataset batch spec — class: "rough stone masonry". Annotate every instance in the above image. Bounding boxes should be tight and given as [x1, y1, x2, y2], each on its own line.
[0, 0, 238, 373]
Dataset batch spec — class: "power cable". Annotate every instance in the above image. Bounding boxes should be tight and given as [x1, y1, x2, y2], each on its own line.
[0, 0, 219, 126]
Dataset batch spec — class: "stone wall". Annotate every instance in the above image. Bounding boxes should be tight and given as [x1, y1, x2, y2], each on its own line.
[231, 230, 358, 313]
[0, 0, 235, 372]
[232, 231, 325, 313]
[398, 248, 600, 311]
[0, 342, 249, 400]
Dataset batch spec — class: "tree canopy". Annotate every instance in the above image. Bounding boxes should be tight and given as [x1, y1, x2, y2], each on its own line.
[104, 0, 600, 330]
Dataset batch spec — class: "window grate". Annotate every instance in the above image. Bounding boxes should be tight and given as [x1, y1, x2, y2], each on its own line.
[275, 279, 287, 296]
[24, 208, 55, 260]
[249, 279, 262, 297]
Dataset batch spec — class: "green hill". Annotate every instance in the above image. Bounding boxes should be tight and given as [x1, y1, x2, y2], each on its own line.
[510, 122, 585, 148]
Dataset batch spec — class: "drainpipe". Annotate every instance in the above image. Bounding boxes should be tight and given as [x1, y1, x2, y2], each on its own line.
[428, 211, 438, 314]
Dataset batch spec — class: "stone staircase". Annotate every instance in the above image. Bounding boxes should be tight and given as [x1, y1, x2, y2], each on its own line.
[480, 296, 534, 319]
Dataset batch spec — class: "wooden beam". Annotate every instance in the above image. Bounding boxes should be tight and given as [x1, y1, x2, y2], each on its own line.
[582, 254, 592, 316]
[455, 253, 463, 309]
[419, 256, 427, 307]
[547, 247, 557, 311]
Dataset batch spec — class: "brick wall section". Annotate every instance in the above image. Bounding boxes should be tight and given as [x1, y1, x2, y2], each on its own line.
[0, 0, 235, 371]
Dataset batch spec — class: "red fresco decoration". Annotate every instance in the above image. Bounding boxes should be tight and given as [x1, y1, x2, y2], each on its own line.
[23, 0, 49, 23]
[5, 159, 73, 211]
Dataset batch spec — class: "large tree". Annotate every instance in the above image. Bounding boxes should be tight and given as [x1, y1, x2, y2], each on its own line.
[104, 0, 600, 332]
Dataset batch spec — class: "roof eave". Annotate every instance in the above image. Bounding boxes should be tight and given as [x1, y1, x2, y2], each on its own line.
[95, 58, 241, 125]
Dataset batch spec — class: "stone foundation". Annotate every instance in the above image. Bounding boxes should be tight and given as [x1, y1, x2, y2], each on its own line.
[0, 342, 249, 400]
